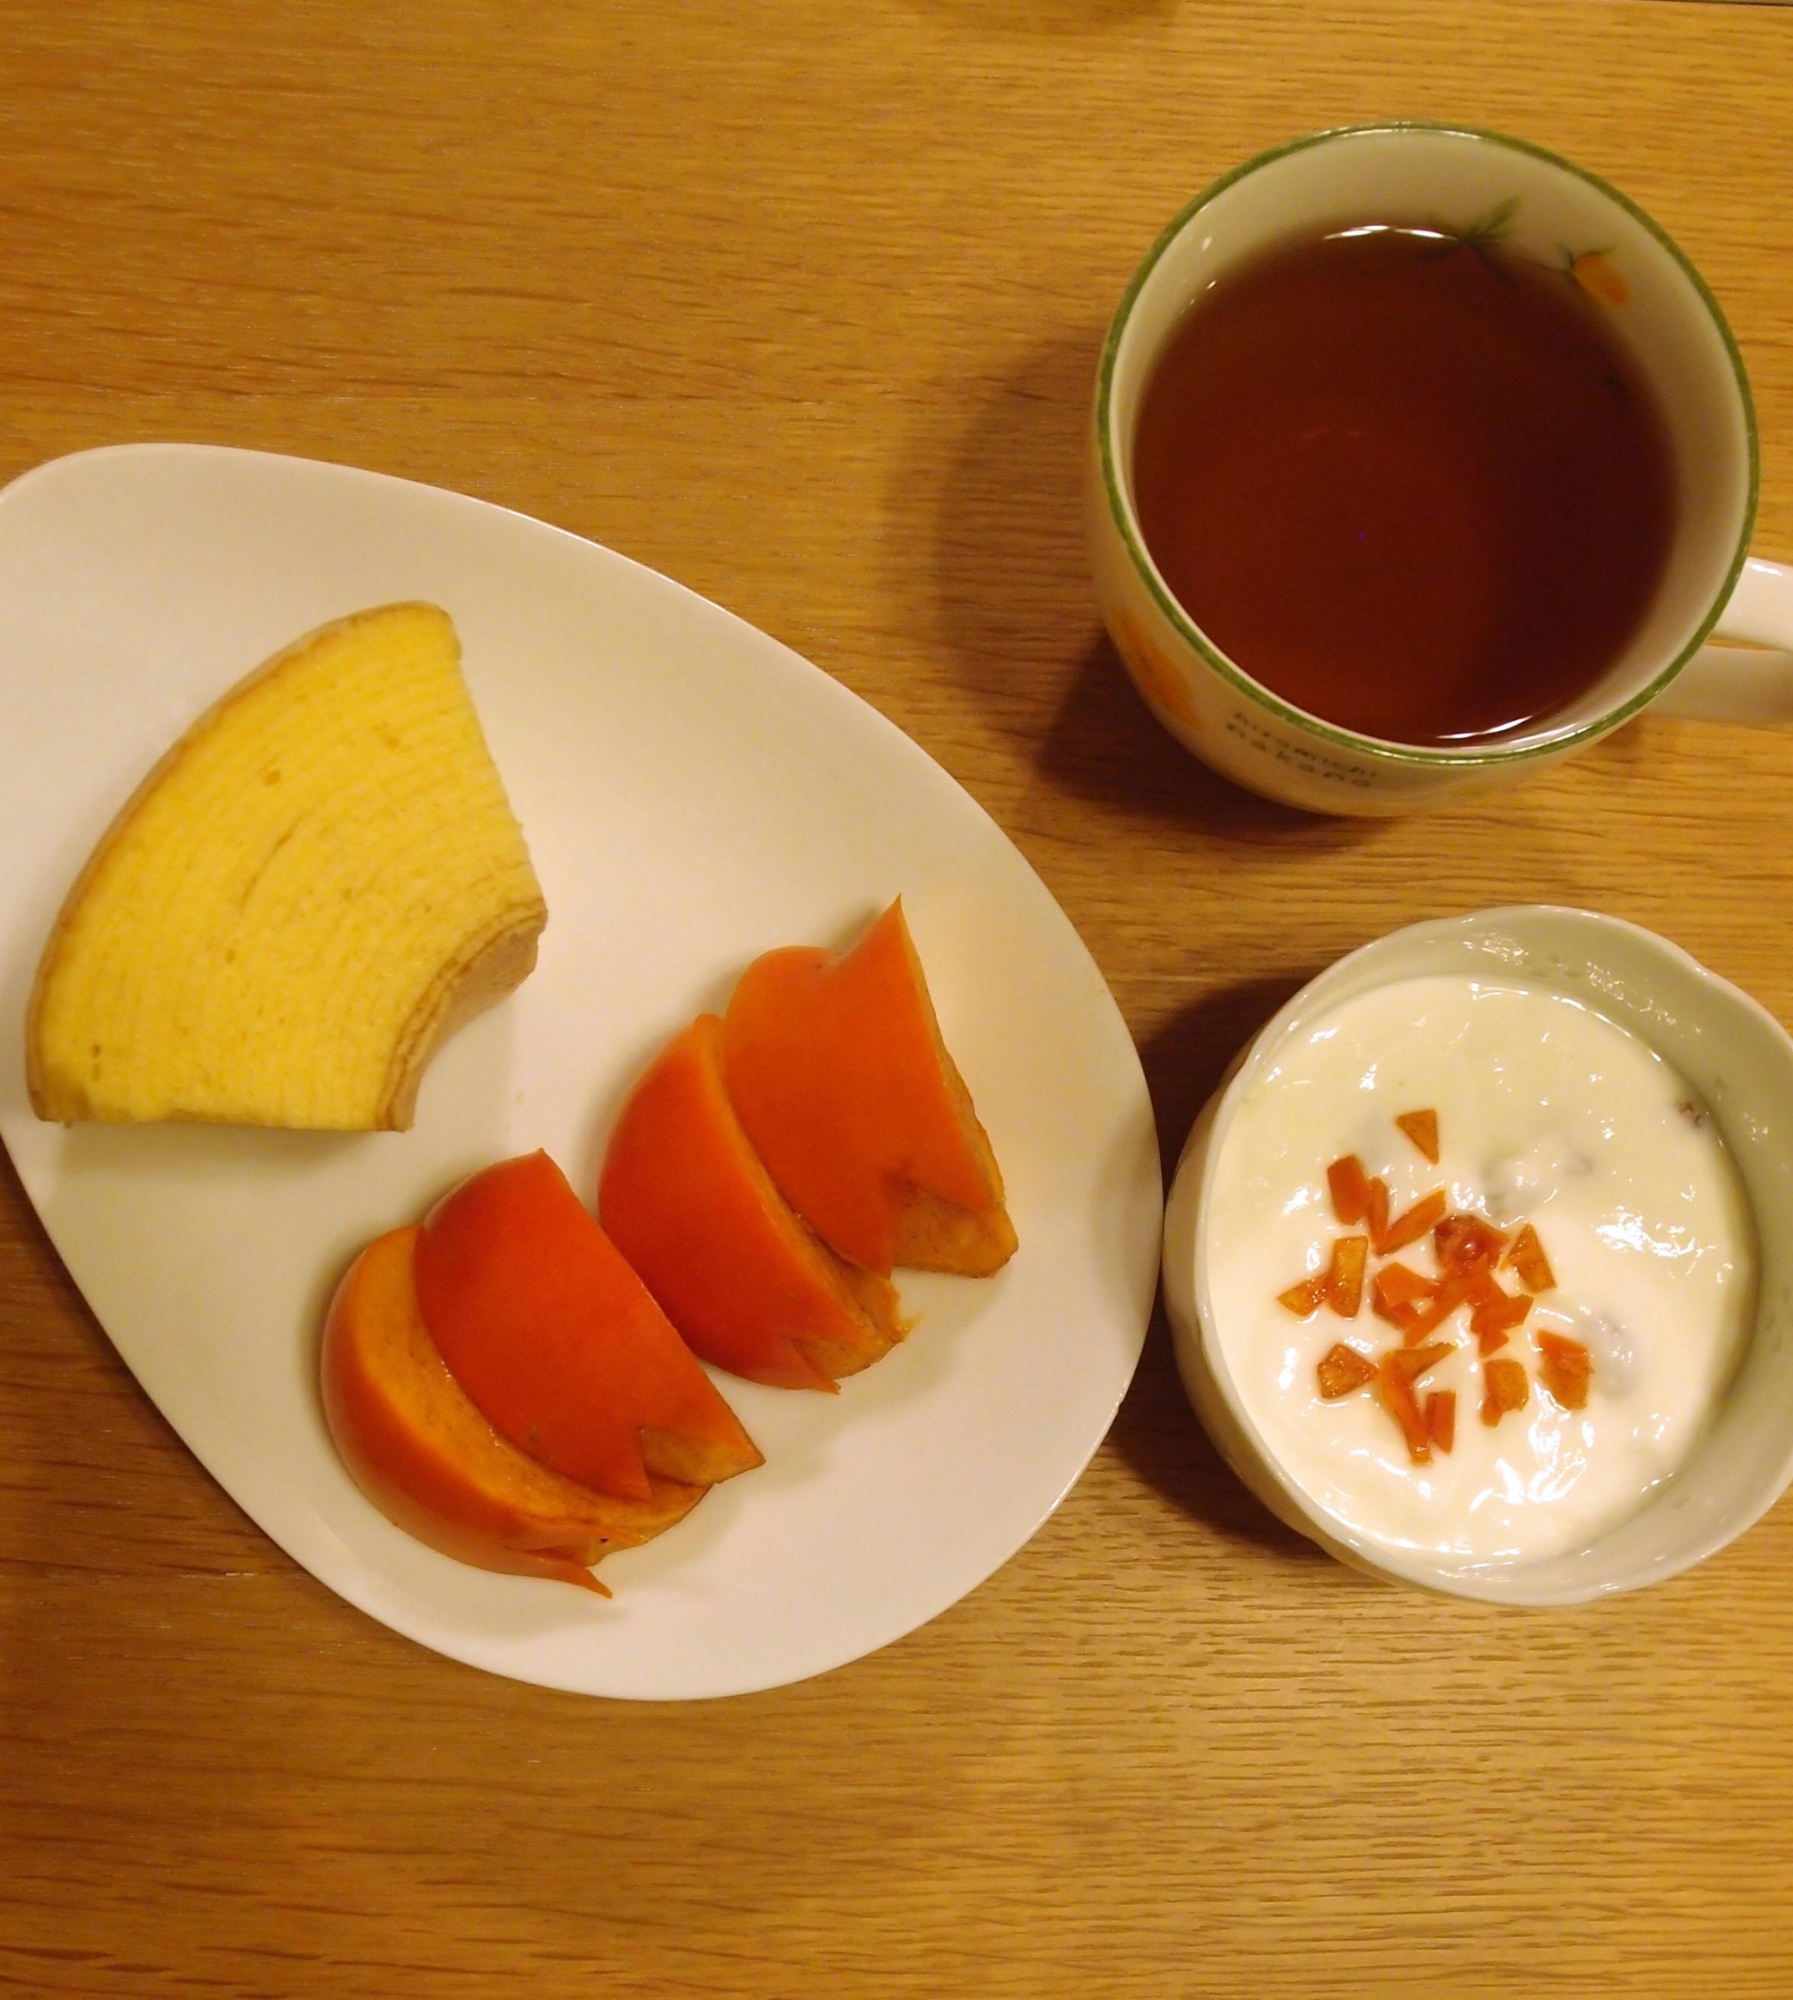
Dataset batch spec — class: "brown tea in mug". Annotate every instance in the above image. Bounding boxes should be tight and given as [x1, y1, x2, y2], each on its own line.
[1131, 225, 1678, 745]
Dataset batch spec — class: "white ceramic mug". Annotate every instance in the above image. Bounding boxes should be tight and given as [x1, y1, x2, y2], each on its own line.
[1088, 124, 1793, 814]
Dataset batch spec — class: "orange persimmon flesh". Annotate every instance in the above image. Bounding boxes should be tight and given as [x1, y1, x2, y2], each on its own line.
[1372, 1261, 1434, 1316]
[1364, 1177, 1391, 1251]
[1327, 1155, 1373, 1226]
[1436, 1212, 1507, 1271]
[1399, 1274, 1474, 1343]
[1375, 1355, 1429, 1463]
[322, 1227, 705, 1593]
[1278, 1275, 1326, 1317]
[1376, 1187, 1448, 1255]
[1286, 1114, 1576, 1461]
[1395, 1109, 1440, 1164]
[1280, 1235, 1369, 1320]
[599, 1014, 906, 1391]
[1537, 1331, 1593, 1410]
[1481, 1356, 1530, 1427]
[1470, 1287, 1531, 1346]
[1505, 1222, 1557, 1293]
[1424, 1388, 1457, 1454]
[1325, 1234, 1368, 1317]
[1376, 1344, 1452, 1463]
[1385, 1341, 1455, 1386]
[720, 899, 1015, 1278]
[1317, 1343, 1377, 1399]
[413, 1151, 763, 1503]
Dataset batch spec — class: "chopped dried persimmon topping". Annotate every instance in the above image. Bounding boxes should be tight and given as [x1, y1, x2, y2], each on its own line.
[1375, 1351, 1433, 1464]
[1372, 1261, 1435, 1314]
[1384, 1340, 1454, 1386]
[1324, 1234, 1369, 1317]
[1374, 1298, 1421, 1336]
[1469, 1288, 1531, 1344]
[1536, 1331, 1593, 1410]
[1317, 1343, 1377, 1399]
[1424, 1388, 1457, 1454]
[1368, 1261, 1427, 1331]
[1277, 1275, 1327, 1318]
[1395, 1109, 1440, 1164]
[1400, 1272, 1472, 1344]
[1294, 1131, 1581, 1474]
[1434, 1212, 1507, 1272]
[1462, 1262, 1505, 1307]
[1364, 1177, 1390, 1252]
[1377, 1187, 1448, 1255]
[1480, 1356, 1529, 1427]
[1504, 1222, 1557, 1293]
[1326, 1154, 1374, 1227]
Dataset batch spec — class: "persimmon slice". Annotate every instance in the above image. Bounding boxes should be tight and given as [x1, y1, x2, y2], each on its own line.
[1435, 1212, 1507, 1271]
[1480, 1357, 1530, 1427]
[1317, 1343, 1376, 1399]
[1536, 1331, 1593, 1410]
[1376, 1188, 1446, 1256]
[599, 1015, 906, 1391]
[1325, 1235, 1369, 1317]
[1278, 1275, 1326, 1318]
[1504, 1223, 1557, 1293]
[1402, 1273, 1473, 1343]
[1423, 1389, 1457, 1454]
[322, 1226, 704, 1593]
[720, 900, 1015, 1277]
[1327, 1155, 1373, 1226]
[1364, 1178, 1391, 1253]
[1469, 1288, 1531, 1344]
[1395, 1109, 1440, 1164]
[1372, 1261, 1435, 1315]
[413, 1151, 763, 1503]
[1376, 1346, 1450, 1464]
[1384, 1341, 1454, 1386]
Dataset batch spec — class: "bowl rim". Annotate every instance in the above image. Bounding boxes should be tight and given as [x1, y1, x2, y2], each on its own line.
[1170, 903, 1793, 1604]
[1094, 120, 1760, 771]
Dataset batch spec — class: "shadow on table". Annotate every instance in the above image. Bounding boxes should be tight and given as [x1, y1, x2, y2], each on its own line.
[1100, 976, 1331, 1564]
[1106, 1314, 1325, 1562]
[1044, 628, 1345, 838]
[1137, 971, 1308, 1184]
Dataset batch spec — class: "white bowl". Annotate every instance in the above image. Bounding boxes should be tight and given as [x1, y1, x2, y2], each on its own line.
[1162, 906, 1793, 1604]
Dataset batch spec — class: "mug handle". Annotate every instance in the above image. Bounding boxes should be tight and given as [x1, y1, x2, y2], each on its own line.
[1655, 558, 1793, 721]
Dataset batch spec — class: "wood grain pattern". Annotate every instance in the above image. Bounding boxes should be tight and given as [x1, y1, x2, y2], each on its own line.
[4, 2, 1793, 1993]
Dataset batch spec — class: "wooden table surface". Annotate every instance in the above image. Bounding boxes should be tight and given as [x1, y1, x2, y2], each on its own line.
[4, 3, 1792, 1994]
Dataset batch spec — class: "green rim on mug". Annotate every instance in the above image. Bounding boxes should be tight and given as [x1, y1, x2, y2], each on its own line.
[1095, 121, 1760, 769]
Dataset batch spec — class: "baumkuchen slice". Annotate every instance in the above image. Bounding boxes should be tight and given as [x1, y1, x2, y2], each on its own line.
[26, 602, 546, 1130]
[720, 900, 1017, 1277]
[322, 1226, 706, 1594]
[599, 1015, 906, 1391]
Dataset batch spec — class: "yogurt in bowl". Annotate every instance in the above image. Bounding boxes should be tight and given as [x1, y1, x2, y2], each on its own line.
[1162, 907, 1793, 1603]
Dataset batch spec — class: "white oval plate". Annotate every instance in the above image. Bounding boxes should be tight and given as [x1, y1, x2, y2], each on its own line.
[0, 445, 1162, 1699]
